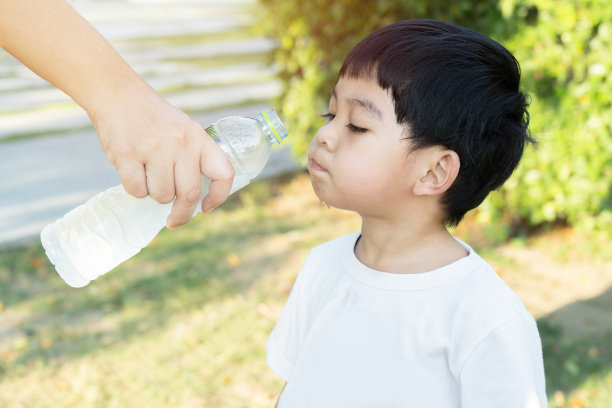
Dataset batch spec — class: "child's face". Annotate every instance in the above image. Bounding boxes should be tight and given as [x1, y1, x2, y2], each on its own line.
[308, 76, 420, 215]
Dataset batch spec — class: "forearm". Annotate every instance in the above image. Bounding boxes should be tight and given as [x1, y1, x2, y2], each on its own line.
[0, 0, 148, 117]
[0, 0, 234, 225]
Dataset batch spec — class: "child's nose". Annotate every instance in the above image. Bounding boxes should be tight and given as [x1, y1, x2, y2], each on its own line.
[314, 125, 337, 151]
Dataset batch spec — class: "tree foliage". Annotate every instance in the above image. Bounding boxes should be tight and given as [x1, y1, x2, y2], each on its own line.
[491, 0, 612, 233]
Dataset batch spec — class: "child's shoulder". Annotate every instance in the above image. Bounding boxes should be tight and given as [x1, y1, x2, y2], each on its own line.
[451, 243, 532, 339]
[449, 248, 539, 377]
[456, 245, 526, 315]
[294, 232, 359, 289]
[301, 231, 359, 273]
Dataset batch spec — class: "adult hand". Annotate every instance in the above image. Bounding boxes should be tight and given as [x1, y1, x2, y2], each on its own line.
[90, 83, 234, 229]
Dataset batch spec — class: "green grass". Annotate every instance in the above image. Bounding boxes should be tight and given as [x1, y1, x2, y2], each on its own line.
[539, 319, 612, 407]
[0, 172, 610, 407]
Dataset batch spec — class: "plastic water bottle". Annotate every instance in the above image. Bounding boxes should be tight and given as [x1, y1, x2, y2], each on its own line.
[41, 108, 288, 288]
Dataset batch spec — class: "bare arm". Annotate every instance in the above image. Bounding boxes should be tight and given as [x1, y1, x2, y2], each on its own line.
[0, 0, 234, 227]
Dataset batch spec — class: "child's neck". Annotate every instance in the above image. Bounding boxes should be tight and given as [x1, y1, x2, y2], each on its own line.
[355, 217, 468, 275]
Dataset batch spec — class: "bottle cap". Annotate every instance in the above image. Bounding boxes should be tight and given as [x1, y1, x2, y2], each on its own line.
[256, 108, 289, 144]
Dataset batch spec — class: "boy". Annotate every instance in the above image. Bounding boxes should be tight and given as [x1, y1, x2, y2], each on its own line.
[266, 19, 547, 407]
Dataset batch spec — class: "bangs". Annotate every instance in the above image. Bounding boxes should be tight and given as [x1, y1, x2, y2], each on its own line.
[338, 35, 397, 92]
[339, 50, 379, 82]
[338, 28, 411, 117]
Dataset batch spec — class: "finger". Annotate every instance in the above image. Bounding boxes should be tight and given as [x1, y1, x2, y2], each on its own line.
[199, 140, 234, 213]
[145, 160, 176, 204]
[166, 159, 201, 229]
[115, 160, 148, 198]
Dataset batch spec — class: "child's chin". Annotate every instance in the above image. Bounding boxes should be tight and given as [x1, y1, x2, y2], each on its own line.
[310, 184, 327, 201]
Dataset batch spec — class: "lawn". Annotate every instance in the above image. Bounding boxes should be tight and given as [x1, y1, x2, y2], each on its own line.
[1, 172, 611, 407]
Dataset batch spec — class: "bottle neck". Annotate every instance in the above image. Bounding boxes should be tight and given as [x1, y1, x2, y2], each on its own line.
[255, 109, 288, 145]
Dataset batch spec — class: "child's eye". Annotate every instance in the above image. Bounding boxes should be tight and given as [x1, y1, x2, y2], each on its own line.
[320, 113, 367, 134]
[347, 123, 367, 134]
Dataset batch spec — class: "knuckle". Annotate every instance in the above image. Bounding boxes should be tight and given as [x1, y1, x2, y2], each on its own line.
[170, 125, 194, 149]
[107, 151, 123, 168]
[186, 119, 204, 135]
[173, 133, 189, 148]
[119, 176, 147, 198]
[146, 138, 162, 153]
[110, 144, 136, 164]
[128, 186, 148, 199]
[152, 192, 175, 204]
[220, 164, 235, 181]
[107, 152, 119, 166]
[184, 188, 202, 203]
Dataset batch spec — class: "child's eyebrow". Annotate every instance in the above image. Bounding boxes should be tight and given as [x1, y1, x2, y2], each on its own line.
[350, 97, 383, 121]
[331, 87, 383, 121]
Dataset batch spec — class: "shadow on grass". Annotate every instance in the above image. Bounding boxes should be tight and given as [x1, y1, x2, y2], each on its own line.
[538, 284, 612, 400]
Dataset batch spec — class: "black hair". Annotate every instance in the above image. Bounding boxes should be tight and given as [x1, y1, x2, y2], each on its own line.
[339, 19, 534, 226]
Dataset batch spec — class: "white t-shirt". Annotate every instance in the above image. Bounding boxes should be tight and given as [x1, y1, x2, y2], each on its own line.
[266, 232, 547, 407]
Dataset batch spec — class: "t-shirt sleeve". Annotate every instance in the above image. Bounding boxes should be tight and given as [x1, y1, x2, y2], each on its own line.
[459, 311, 548, 408]
[266, 255, 314, 381]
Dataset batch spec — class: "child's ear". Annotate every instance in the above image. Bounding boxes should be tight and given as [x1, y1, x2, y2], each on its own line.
[412, 149, 460, 196]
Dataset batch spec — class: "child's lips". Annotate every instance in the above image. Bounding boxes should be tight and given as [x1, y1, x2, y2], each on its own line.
[309, 157, 327, 173]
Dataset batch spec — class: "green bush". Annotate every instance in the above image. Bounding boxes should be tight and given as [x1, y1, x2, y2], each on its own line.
[488, 0, 612, 233]
[257, 0, 612, 233]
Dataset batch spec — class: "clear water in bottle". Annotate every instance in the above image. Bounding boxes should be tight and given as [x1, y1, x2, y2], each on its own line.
[41, 108, 288, 287]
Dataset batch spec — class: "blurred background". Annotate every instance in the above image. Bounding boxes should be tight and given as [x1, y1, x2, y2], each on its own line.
[0, 0, 610, 407]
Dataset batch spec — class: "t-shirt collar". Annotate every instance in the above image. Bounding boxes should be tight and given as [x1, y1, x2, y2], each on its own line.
[342, 231, 482, 291]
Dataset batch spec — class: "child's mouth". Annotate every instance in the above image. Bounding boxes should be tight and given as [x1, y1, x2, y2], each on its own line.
[309, 157, 327, 173]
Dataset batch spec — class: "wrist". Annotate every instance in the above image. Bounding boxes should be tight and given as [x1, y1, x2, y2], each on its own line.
[86, 75, 159, 129]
